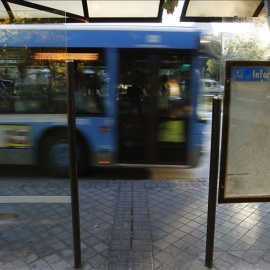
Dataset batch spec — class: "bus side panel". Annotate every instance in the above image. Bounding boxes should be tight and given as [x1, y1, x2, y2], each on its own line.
[105, 48, 119, 162]
[35, 117, 117, 167]
[187, 56, 204, 167]
[67, 30, 200, 50]
[75, 117, 117, 166]
[0, 115, 116, 167]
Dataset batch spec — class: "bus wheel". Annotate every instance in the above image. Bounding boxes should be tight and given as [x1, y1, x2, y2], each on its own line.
[41, 130, 88, 177]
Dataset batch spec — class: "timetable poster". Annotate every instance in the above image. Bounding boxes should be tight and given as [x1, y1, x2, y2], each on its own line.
[219, 62, 270, 203]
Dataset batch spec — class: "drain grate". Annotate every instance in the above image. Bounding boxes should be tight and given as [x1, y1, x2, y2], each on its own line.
[130, 183, 134, 249]
[108, 182, 153, 269]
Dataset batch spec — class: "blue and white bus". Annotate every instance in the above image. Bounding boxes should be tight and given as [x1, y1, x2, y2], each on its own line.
[0, 24, 205, 176]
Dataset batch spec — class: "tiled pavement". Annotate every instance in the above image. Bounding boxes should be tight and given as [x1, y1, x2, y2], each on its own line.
[0, 179, 269, 270]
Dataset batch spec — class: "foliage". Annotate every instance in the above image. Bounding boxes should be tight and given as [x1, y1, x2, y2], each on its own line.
[204, 33, 270, 82]
[163, 0, 179, 14]
[201, 40, 222, 81]
[0, 17, 61, 25]
[225, 36, 268, 61]
[206, 58, 220, 81]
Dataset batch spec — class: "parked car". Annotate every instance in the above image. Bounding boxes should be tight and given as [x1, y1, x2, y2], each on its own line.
[200, 79, 224, 96]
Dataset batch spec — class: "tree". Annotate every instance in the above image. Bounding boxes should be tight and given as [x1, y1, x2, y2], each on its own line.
[163, 0, 179, 14]
[225, 36, 267, 61]
[201, 40, 222, 81]
[203, 33, 270, 83]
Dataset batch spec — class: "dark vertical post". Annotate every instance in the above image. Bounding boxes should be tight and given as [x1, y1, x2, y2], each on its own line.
[66, 60, 82, 269]
[205, 96, 222, 268]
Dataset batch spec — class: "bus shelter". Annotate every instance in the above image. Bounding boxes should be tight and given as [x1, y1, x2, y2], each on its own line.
[0, 1, 269, 270]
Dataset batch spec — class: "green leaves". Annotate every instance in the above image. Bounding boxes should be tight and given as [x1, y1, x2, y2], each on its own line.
[163, 0, 179, 14]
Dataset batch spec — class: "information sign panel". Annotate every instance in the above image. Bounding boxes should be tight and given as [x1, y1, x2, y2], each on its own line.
[219, 61, 270, 203]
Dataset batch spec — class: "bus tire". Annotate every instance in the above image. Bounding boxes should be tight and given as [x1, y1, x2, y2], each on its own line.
[40, 129, 88, 177]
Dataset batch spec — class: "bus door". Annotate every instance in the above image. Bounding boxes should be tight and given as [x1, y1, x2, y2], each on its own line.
[117, 50, 153, 163]
[154, 52, 192, 165]
[117, 50, 192, 165]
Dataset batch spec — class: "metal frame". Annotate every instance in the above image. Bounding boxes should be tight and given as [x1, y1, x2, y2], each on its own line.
[180, 0, 265, 22]
[205, 97, 222, 268]
[66, 61, 82, 269]
[219, 60, 270, 203]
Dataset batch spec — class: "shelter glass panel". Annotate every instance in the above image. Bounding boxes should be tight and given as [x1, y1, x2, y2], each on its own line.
[27, 0, 84, 16]
[87, 0, 160, 17]
[186, 0, 264, 18]
[0, 13, 78, 269]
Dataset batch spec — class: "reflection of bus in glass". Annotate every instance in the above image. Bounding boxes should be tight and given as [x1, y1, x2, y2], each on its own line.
[0, 24, 205, 176]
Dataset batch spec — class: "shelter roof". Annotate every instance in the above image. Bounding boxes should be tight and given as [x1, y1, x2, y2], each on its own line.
[0, 0, 164, 23]
[0, 1, 267, 23]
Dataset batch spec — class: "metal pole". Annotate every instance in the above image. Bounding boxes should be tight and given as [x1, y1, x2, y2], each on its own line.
[66, 60, 82, 269]
[205, 96, 222, 268]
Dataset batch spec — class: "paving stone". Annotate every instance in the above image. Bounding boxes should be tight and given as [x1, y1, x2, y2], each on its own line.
[181, 234, 199, 245]
[24, 253, 39, 264]
[163, 245, 182, 257]
[4, 259, 27, 270]
[59, 249, 73, 258]
[43, 254, 61, 264]
[171, 229, 187, 238]
[219, 235, 238, 245]
[18, 266, 32, 270]
[158, 264, 174, 270]
[232, 259, 253, 270]
[93, 242, 109, 253]
[252, 241, 270, 250]
[152, 239, 171, 250]
[28, 259, 48, 270]
[256, 259, 270, 270]
[51, 261, 73, 270]
[173, 239, 190, 250]
[212, 258, 232, 270]
[263, 251, 270, 263]
[87, 254, 107, 268]
[241, 250, 265, 265]
[232, 240, 252, 251]
[218, 252, 239, 265]
[155, 251, 173, 264]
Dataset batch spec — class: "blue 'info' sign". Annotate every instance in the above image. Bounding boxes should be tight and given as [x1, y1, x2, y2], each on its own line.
[231, 67, 270, 81]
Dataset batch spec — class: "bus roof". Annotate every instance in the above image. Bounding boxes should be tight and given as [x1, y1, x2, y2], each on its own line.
[0, 23, 201, 50]
[0, 23, 200, 32]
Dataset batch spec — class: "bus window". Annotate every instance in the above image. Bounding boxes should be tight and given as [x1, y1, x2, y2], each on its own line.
[1, 47, 107, 115]
[74, 56, 108, 116]
[0, 79, 14, 113]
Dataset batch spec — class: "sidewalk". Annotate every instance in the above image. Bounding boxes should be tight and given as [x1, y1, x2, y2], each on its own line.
[0, 179, 269, 270]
